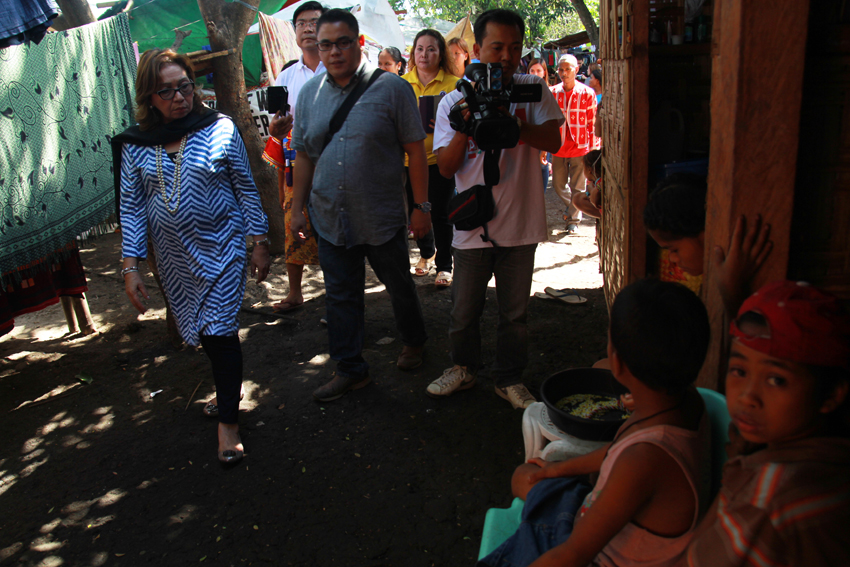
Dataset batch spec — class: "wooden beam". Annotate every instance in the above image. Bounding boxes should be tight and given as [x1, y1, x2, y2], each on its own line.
[189, 47, 237, 63]
[700, 0, 810, 389]
[629, 0, 649, 285]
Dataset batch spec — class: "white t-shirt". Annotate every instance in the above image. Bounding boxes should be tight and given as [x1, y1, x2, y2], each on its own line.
[433, 74, 564, 249]
[274, 56, 326, 115]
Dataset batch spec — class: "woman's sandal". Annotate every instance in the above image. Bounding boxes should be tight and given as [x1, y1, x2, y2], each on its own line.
[435, 271, 453, 288]
[202, 401, 219, 418]
[218, 430, 244, 466]
[413, 256, 434, 277]
[202, 385, 246, 418]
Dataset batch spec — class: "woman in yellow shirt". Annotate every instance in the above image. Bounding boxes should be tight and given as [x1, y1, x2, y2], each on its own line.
[402, 29, 460, 288]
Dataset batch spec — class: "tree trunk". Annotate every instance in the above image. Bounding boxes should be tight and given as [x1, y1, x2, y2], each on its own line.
[53, 0, 96, 30]
[570, 0, 599, 51]
[197, 0, 287, 254]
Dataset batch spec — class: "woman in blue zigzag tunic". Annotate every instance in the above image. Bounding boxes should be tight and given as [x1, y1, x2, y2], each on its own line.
[113, 49, 270, 466]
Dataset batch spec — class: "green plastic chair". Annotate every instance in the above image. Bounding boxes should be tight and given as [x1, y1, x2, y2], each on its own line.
[477, 388, 730, 561]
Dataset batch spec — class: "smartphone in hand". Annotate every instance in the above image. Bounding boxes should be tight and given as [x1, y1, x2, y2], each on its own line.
[267, 86, 289, 115]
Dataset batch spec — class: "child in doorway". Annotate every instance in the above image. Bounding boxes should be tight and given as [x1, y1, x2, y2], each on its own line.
[572, 149, 603, 219]
[480, 279, 712, 567]
[686, 280, 850, 566]
[643, 173, 772, 318]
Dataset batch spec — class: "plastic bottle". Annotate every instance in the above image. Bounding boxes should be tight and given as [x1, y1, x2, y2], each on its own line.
[697, 15, 707, 42]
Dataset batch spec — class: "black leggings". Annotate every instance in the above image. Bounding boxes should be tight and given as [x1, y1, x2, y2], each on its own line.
[200, 334, 242, 425]
[406, 163, 456, 274]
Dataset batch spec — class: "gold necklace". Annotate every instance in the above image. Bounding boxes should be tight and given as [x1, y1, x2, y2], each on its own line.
[155, 135, 188, 214]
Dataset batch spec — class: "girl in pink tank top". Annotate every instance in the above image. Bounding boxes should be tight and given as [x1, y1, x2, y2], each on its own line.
[491, 280, 713, 567]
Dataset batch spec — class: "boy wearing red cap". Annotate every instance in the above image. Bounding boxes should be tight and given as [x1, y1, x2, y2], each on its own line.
[686, 280, 850, 567]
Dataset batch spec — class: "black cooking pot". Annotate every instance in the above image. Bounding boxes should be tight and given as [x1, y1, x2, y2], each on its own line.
[540, 368, 630, 442]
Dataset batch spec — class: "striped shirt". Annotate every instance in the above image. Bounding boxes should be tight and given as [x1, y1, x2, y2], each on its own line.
[686, 437, 850, 567]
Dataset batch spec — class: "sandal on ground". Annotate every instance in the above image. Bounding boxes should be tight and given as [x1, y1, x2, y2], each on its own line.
[435, 271, 452, 288]
[218, 429, 244, 466]
[272, 299, 303, 313]
[542, 287, 587, 305]
[413, 256, 434, 277]
[202, 401, 219, 418]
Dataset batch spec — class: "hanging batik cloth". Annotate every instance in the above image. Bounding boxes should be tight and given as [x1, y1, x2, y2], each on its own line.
[0, 13, 137, 281]
[258, 11, 300, 82]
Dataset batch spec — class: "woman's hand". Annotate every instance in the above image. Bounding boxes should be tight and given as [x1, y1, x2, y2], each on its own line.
[250, 244, 270, 284]
[125, 272, 150, 314]
[269, 111, 293, 140]
[291, 210, 308, 243]
[711, 214, 773, 318]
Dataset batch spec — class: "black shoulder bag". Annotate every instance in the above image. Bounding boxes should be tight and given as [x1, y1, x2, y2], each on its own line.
[321, 68, 385, 154]
[447, 148, 501, 246]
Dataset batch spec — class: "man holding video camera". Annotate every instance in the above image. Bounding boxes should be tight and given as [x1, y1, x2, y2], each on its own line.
[428, 9, 564, 409]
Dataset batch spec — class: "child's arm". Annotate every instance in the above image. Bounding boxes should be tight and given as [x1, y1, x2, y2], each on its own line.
[529, 444, 609, 480]
[710, 214, 773, 319]
[512, 445, 610, 500]
[528, 444, 664, 567]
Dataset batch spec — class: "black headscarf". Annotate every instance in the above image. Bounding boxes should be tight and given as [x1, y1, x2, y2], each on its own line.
[110, 109, 226, 221]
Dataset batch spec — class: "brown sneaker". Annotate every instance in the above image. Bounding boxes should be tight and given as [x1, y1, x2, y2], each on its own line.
[495, 384, 537, 409]
[397, 345, 424, 370]
[312, 372, 371, 402]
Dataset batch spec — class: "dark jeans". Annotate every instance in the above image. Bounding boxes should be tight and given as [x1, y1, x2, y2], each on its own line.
[405, 163, 456, 273]
[450, 244, 537, 387]
[200, 334, 242, 424]
[318, 227, 428, 379]
[478, 477, 592, 567]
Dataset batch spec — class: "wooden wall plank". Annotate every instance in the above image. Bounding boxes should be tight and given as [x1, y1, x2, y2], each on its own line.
[700, 0, 811, 389]
[629, 0, 650, 284]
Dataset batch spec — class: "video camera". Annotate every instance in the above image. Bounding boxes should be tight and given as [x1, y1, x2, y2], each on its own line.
[448, 63, 542, 150]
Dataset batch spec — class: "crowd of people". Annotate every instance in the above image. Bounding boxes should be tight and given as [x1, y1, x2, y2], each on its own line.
[113, 5, 849, 566]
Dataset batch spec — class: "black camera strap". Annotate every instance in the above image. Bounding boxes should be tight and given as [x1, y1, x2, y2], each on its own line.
[321, 68, 385, 154]
[483, 148, 501, 186]
[480, 148, 501, 246]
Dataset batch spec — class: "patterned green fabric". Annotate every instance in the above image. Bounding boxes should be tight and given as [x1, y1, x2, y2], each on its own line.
[0, 14, 136, 275]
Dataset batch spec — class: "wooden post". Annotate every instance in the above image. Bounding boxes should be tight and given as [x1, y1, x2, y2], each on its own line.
[197, 0, 287, 255]
[700, 0, 810, 389]
[629, 0, 650, 286]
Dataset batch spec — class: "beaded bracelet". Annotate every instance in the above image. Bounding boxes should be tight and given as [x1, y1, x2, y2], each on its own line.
[253, 237, 271, 247]
[121, 266, 140, 277]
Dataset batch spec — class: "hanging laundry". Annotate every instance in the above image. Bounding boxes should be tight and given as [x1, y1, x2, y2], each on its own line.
[0, 13, 136, 281]
[258, 11, 300, 83]
[0, 0, 59, 48]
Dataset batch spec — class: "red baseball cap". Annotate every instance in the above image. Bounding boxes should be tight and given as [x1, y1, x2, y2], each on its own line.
[730, 280, 850, 370]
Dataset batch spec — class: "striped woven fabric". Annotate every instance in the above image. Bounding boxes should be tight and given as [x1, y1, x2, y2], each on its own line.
[258, 12, 300, 83]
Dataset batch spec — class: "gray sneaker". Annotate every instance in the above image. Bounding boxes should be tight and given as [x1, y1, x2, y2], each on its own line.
[426, 365, 476, 398]
[495, 384, 537, 409]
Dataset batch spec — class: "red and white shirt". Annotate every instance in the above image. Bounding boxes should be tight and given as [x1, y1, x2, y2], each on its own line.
[550, 80, 597, 158]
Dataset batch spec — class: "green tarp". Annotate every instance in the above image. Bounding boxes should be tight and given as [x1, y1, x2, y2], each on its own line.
[128, 0, 290, 87]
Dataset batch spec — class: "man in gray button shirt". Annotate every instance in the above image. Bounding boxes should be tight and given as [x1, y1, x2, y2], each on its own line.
[290, 9, 431, 402]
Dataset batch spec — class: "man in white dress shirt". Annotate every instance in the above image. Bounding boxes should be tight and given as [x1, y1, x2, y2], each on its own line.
[267, 1, 327, 313]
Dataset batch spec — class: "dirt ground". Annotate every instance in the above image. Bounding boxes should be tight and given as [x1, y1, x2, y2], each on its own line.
[0, 188, 609, 567]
